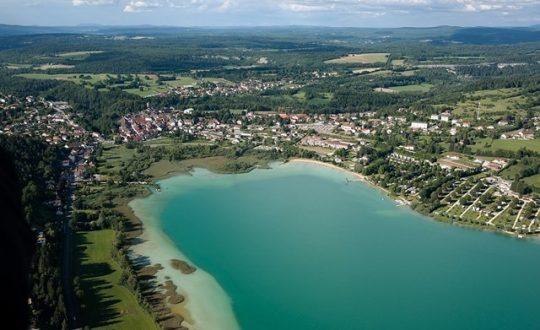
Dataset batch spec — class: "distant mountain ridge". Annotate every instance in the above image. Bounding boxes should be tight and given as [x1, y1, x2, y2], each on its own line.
[0, 24, 540, 44]
[450, 27, 540, 44]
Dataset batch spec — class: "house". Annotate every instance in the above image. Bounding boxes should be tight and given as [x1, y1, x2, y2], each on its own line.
[440, 112, 451, 122]
[301, 136, 351, 150]
[483, 160, 507, 171]
[279, 113, 290, 120]
[501, 129, 535, 140]
[340, 124, 356, 134]
[411, 122, 428, 130]
[360, 128, 371, 135]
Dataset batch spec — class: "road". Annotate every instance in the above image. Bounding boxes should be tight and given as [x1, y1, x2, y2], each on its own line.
[446, 182, 479, 213]
[512, 202, 528, 230]
[62, 163, 80, 329]
[459, 187, 492, 219]
[487, 203, 510, 226]
[528, 208, 540, 232]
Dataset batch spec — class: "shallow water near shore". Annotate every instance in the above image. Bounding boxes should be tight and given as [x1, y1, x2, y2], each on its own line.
[132, 162, 540, 330]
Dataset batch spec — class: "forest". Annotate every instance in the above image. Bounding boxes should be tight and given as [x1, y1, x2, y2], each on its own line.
[1, 28, 539, 136]
[0, 135, 67, 329]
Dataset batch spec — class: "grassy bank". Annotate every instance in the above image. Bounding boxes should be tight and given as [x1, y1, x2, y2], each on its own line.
[74, 230, 158, 330]
[144, 155, 271, 179]
[472, 138, 540, 154]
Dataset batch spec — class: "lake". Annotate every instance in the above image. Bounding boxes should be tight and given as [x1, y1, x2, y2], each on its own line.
[132, 162, 540, 330]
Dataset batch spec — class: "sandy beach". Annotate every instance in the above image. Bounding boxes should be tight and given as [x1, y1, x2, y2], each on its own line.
[288, 158, 370, 182]
[288, 158, 411, 205]
[129, 194, 241, 330]
[126, 158, 411, 330]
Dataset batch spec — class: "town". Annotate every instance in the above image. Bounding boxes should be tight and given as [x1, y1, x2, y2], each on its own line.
[2, 92, 540, 238]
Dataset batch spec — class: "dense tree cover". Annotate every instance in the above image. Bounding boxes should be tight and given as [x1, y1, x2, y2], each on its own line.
[0, 135, 67, 329]
[451, 27, 540, 45]
[0, 72, 145, 134]
[0, 69, 61, 94]
[43, 83, 145, 134]
[1, 30, 539, 136]
[508, 157, 540, 194]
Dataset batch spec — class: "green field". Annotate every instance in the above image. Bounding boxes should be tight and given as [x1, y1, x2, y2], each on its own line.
[36, 64, 75, 70]
[472, 138, 540, 154]
[201, 77, 233, 85]
[57, 51, 104, 60]
[389, 83, 433, 93]
[325, 53, 390, 64]
[18, 73, 202, 97]
[500, 164, 525, 180]
[400, 70, 417, 76]
[448, 88, 528, 119]
[292, 91, 333, 104]
[374, 87, 398, 94]
[19, 73, 110, 83]
[366, 70, 393, 77]
[74, 230, 157, 330]
[144, 155, 270, 179]
[97, 143, 138, 178]
[5, 63, 33, 69]
[352, 68, 382, 74]
[524, 174, 540, 189]
[143, 137, 211, 150]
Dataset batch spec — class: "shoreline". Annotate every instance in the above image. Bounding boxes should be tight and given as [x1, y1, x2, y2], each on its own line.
[127, 177, 241, 330]
[122, 157, 530, 330]
[287, 158, 533, 239]
[288, 158, 411, 206]
[122, 158, 435, 329]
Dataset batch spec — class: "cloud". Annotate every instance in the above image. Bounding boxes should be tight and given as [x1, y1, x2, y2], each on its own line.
[217, 0, 233, 11]
[272, 0, 540, 16]
[279, 2, 336, 12]
[123, 0, 162, 12]
[72, 0, 115, 5]
[276, 0, 431, 14]
[64, 0, 540, 22]
[158, 0, 234, 11]
[455, 0, 537, 12]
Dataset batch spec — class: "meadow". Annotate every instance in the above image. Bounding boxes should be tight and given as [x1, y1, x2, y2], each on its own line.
[325, 53, 390, 64]
[449, 88, 528, 119]
[524, 174, 540, 189]
[472, 138, 540, 153]
[74, 230, 158, 330]
[98, 143, 138, 178]
[18, 73, 201, 97]
[57, 51, 105, 60]
[388, 83, 433, 93]
[391, 59, 406, 66]
[374, 83, 432, 94]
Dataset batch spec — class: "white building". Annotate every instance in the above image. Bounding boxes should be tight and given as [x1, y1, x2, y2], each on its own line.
[411, 122, 428, 130]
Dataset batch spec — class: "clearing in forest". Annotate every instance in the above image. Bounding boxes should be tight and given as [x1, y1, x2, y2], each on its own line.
[325, 53, 390, 64]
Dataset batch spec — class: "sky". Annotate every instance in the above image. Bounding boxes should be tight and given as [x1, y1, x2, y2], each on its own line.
[1, 0, 540, 27]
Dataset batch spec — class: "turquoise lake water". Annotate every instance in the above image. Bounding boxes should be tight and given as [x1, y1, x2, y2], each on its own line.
[147, 163, 540, 330]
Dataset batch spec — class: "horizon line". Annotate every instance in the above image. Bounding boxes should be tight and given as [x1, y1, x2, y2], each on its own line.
[0, 23, 538, 30]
